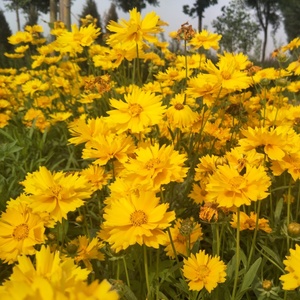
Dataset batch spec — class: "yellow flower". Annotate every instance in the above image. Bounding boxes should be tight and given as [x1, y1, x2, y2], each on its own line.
[67, 236, 104, 270]
[0, 245, 90, 299]
[123, 143, 188, 191]
[106, 8, 164, 48]
[230, 211, 272, 233]
[68, 117, 111, 146]
[239, 126, 299, 161]
[54, 24, 100, 54]
[21, 166, 93, 222]
[22, 78, 49, 96]
[206, 164, 271, 207]
[205, 53, 252, 93]
[0, 113, 10, 128]
[82, 132, 136, 166]
[81, 164, 112, 191]
[101, 191, 175, 252]
[8, 31, 33, 45]
[164, 218, 203, 258]
[280, 244, 300, 290]
[69, 280, 119, 300]
[107, 86, 166, 133]
[166, 93, 198, 129]
[0, 200, 45, 264]
[182, 250, 227, 292]
[188, 30, 221, 50]
[23, 108, 50, 132]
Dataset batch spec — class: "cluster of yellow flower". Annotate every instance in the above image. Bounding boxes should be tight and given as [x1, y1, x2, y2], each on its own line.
[1, 7, 300, 299]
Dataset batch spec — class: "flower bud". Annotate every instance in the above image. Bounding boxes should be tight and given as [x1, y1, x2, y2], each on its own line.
[287, 222, 300, 238]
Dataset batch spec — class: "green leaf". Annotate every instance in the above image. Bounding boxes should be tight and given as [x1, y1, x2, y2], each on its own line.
[240, 257, 262, 293]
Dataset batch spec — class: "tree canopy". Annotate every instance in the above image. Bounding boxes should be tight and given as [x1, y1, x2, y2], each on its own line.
[244, 0, 281, 62]
[112, 0, 159, 12]
[279, 0, 300, 42]
[212, 0, 261, 56]
[183, 0, 218, 32]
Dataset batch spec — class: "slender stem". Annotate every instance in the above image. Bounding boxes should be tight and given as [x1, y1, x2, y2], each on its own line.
[122, 256, 131, 288]
[232, 207, 241, 300]
[287, 178, 293, 250]
[248, 200, 262, 267]
[156, 248, 160, 300]
[144, 245, 150, 297]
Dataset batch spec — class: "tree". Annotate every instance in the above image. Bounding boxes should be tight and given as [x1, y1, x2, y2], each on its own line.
[0, 10, 13, 67]
[183, 0, 218, 32]
[244, 0, 281, 62]
[104, 3, 118, 34]
[113, 0, 159, 12]
[79, 0, 102, 42]
[4, 0, 50, 30]
[279, 0, 300, 42]
[212, 0, 261, 56]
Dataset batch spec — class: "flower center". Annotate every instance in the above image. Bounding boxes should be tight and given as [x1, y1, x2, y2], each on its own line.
[129, 103, 143, 117]
[229, 176, 246, 190]
[13, 224, 29, 241]
[130, 210, 148, 226]
[145, 158, 160, 170]
[51, 184, 63, 200]
[177, 233, 186, 244]
[174, 103, 184, 110]
[196, 265, 210, 281]
[221, 70, 231, 80]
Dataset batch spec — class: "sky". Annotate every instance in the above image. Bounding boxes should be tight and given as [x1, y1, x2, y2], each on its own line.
[0, 0, 286, 56]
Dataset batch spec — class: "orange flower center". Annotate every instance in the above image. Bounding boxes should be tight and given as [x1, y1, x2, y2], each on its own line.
[229, 176, 246, 190]
[51, 184, 63, 200]
[174, 103, 184, 110]
[130, 210, 148, 226]
[221, 70, 231, 80]
[145, 158, 160, 170]
[129, 103, 143, 116]
[176, 233, 186, 244]
[13, 224, 29, 240]
[196, 265, 210, 281]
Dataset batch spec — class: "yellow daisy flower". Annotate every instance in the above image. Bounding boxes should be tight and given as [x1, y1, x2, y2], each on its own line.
[106, 8, 164, 48]
[0, 200, 45, 264]
[280, 244, 300, 290]
[230, 211, 272, 233]
[166, 93, 198, 129]
[21, 166, 93, 222]
[206, 164, 271, 208]
[188, 29, 221, 50]
[123, 143, 188, 190]
[101, 191, 175, 252]
[107, 86, 166, 133]
[182, 250, 227, 292]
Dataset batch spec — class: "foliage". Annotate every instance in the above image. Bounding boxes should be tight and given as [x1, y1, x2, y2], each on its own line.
[243, 0, 281, 62]
[212, 0, 261, 56]
[113, 0, 159, 12]
[279, 0, 300, 42]
[0, 10, 13, 67]
[183, 0, 218, 32]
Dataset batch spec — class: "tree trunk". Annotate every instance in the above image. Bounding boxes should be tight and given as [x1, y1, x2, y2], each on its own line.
[50, 0, 57, 25]
[59, 0, 71, 30]
[262, 26, 268, 62]
[198, 15, 202, 32]
[64, 0, 71, 30]
[15, 3, 20, 31]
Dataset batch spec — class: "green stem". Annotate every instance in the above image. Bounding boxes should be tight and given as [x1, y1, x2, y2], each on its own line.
[122, 256, 131, 288]
[232, 207, 241, 300]
[287, 178, 293, 250]
[144, 245, 151, 298]
[247, 200, 262, 267]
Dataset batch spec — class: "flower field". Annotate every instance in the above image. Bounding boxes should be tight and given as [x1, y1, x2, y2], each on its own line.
[1, 7, 300, 300]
